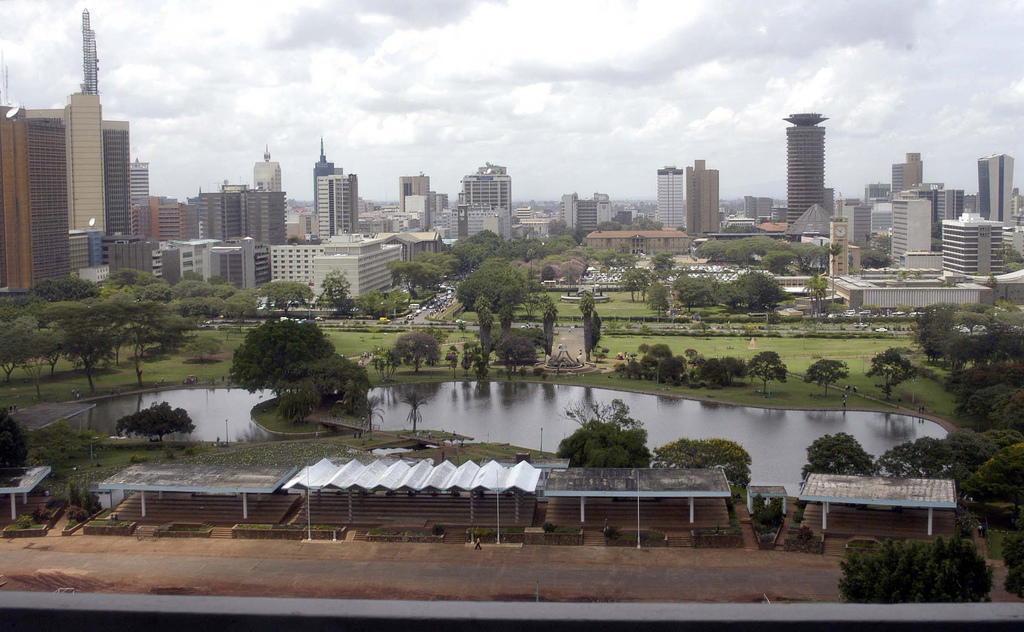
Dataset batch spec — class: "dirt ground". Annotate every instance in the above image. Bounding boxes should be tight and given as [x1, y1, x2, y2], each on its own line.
[0, 535, 1016, 602]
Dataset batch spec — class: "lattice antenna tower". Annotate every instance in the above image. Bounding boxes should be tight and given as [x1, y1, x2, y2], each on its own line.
[82, 9, 99, 95]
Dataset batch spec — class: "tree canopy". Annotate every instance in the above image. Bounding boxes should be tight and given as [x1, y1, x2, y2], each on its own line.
[0, 409, 28, 467]
[556, 399, 650, 467]
[652, 437, 752, 486]
[802, 432, 876, 478]
[115, 402, 196, 441]
[867, 348, 916, 399]
[230, 320, 335, 393]
[392, 331, 441, 373]
[747, 351, 787, 394]
[804, 358, 849, 394]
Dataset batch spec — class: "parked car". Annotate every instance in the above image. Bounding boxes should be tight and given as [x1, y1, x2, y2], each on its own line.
[874, 327, 888, 332]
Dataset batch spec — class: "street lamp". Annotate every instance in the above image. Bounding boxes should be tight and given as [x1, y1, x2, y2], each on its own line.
[224, 419, 229, 446]
[636, 468, 641, 549]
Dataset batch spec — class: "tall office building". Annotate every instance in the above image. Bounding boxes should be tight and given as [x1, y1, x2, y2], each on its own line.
[891, 198, 932, 261]
[656, 166, 685, 228]
[317, 173, 360, 237]
[560, 193, 578, 228]
[254, 146, 282, 192]
[200, 184, 286, 245]
[743, 196, 773, 220]
[399, 174, 430, 214]
[102, 121, 131, 234]
[0, 107, 70, 289]
[864, 182, 891, 202]
[685, 159, 719, 236]
[892, 153, 923, 195]
[784, 113, 827, 223]
[145, 196, 200, 242]
[312, 138, 340, 210]
[836, 199, 872, 244]
[978, 154, 1015, 225]
[130, 159, 149, 206]
[938, 189, 965, 222]
[460, 163, 512, 212]
[942, 213, 1004, 276]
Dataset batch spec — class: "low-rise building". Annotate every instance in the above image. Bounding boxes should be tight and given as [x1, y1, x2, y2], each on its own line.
[311, 235, 402, 296]
[833, 275, 993, 309]
[942, 213, 1004, 276]
[584, 230, 690, 255]
[210, 238, 257, 289]
[270, 243, 324, 285]
[374, 231, 444, 262]
[160, 239, 220, 284]
[900, 251, 943, 270]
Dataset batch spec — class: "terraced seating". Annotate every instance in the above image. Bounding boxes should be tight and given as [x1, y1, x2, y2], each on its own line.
[111, 491, 302, 526]
[802, 504, 955, 540]
[544, 497, 730, 531]
[292, 491, 538, 528]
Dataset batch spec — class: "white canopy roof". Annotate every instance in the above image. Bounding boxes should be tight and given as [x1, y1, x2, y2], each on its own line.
[283, 458, 541, 494]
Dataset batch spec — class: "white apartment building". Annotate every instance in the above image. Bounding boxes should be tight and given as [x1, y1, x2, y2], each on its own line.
[460, 163, 511, 213]
[270, 243, 325, 285]
[657, 166, 685, 229]
[560, 193, 578, 227]
[942, 213, 1004, 276]
[312, 235, 402, 296]
[891, 199, 932, 262]
[130, 159, 149, 207]
[317, 173, 359, 237]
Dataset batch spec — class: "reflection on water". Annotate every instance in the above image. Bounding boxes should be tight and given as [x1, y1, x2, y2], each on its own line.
[372, 381, 946, 491]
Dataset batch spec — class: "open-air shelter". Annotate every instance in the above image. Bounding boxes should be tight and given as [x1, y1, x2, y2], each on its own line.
[544, 468, 731, 524]
[0, 467, 51, 520]
[798, 473, 957, 536]
[746, 485, 788, 515]
[99, 464, 297, 520]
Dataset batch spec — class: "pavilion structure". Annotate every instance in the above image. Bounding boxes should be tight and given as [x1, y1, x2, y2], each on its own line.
[798, 473, 957, 537]
[0, 467, 51, 521]
[746, 485, 788, 515]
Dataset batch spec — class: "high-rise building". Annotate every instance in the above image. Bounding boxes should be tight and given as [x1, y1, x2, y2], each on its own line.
[743, 196, 773, 220]
[560, 193, 578, 228]
[399, 174, 430, 215]
[145, 196, 200, 242]
[835, 199, 872, 244]
[891, 198, 932, 262]
[312, 235, 403, 296]
[978, 154, 1015, 225]
[254, 146, 282, 192]
[685, 160, 719, 235]
[938, 189, 965, 222]
[130, 159, 149, 207]
[0, 107, 70, 289]
[200, 184, 286, 245]
[898, 183, 946, 223]
[210, 238, 256, 289]
[892, 153, 923, 195]
[784, 113, 827, 223]
[871, 201, 893, 234]
[864, 182, 891, 202]
[460, 163, 512, 211]
[576, 197, 599, 234]
[312, 138, 339, 211]
[101, 234, 156, 274]
[942, 213, 1004, 276]
[317, 173, 360, 237]
[656, 166, 685, 228]
[102, 121, 131, 235]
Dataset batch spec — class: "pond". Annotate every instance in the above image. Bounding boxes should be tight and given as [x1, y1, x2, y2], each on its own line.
[371, 381, 946, 492]
[77, 382, 946, 492]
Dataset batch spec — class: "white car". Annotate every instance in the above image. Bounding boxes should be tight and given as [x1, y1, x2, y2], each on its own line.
[874, 327, 888, 332]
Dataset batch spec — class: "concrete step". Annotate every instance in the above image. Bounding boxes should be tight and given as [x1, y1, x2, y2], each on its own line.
[209, 527, 233, 539]
[135, 525, 157, 538]
[353, 530, 368, 542]
[582, 530, 605, 547]
[667, 536, 691, 548]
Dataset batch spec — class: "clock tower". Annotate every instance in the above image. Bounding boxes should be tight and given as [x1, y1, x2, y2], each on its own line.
[830, 219, 850, 276]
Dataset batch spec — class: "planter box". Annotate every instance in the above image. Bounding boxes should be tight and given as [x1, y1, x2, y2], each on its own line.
[692, 532, 745, 549]
[367, 532, 443, 544]
[606, 535, 668, 548]
[754, 525, 783, 551]
[83, 522, 137, 537]
[63, 509, 105, 536]
[846, 538, 879, 553]
[523, 531, 583, 546]
[2, 526, 48, 538]
[465, 529, 527, 544]
[155, 523, 213, 538]
[784, 537, 824, 554]
[231, 525, 345, 540]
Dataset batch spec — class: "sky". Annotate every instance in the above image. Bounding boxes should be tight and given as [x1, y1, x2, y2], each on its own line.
[1, 0, 1022, 204]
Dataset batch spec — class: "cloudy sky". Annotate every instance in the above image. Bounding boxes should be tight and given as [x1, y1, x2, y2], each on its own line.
[2, 0, 1021, 203]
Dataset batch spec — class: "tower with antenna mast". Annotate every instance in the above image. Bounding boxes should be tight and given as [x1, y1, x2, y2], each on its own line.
[82, 9, 99, 95]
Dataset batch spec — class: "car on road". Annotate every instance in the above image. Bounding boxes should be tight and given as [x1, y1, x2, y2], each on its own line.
[874, 327, 888, 332]
[379, 317, 391, 324]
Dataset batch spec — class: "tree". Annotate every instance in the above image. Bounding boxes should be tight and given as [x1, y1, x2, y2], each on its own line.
[802, 432, 876, 479]
[476, 298, 494, 359]
[401, 391, 428, 432]
[866, 348, 916, 399]
[965, 443, 1024, 515]
[461, 342, 478, 377]
[29, 418, 88, 468]
[184, 335, 222, 364]
[112, 301, 191, 388]
[620, 267, 653, 302]
[230, 320, 334, 393]
[278, 384, 320, 425]
[877, 437, 955, 478]
[540, 294, 558, 356]
[370, 346, 399, 383]
[839, 537, 991, 603]
[29, 276, 99, 302]
[915, 304, 958, 364]
[0, 316, 38, 383]
[738, 272, 785, 311]
[169, 279, 215, 301]
[651, 252, 675, 273]
[672, 275, 715, 311]
[556, 400, 650, 467]
[945, 429, 999, 483]
[456, 260, 527, 314]
[804, 274, 828, 316]
[1003, 532, 1024, 598]
[0, 409, 28, 467]
[224, 290, 259, 324]
[747, 351, 787, 394]
[19, 328, 60, 399]
[762, 250, 795, 274]
[984, 428, 1024, 449]
[392, 332, 441, 373]
[318, 270, 353, 313]
[646, 282, 670, 316]
[498, 303, 515, 338]
[365, 394, 385, 435]
[262, 281, 314, 315]
[115, 402, 196, 441]
[45, 302, 115, 395]
[496, 334, 537, 375]
[579, 291, 595, 362]
[652, 437, 753, 486]
[804, 358, 849, 395]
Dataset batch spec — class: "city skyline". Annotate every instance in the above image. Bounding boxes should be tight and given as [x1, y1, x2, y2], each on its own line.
[0, 1, 1021, 202]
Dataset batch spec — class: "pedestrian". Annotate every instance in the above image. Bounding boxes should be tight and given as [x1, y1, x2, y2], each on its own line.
[474, 537, 482, 550]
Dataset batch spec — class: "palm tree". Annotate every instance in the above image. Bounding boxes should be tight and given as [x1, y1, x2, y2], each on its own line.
[579, 291, 595, 362]
[475, 298, 493, 360]
[365, 394, 385, 436]
[828, 242, 844, 303]
[499, 303, 515, 338]
[804, 273, 828, 316]
[401, 391, 428, 433]
[541, 294, 558, 356]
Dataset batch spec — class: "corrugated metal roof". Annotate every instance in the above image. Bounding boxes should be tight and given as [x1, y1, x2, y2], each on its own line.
[798, 473, 957, 508]
[0, 467, 51, 494]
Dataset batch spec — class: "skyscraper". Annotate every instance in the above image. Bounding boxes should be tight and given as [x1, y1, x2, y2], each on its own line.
[317, 173, 360, 237]
[460, 163, 512, 213]
[312, 138, 339, 210]
[656, 166, 685, 229]
[864, 182, 891, 202]
[978, 154, 1015, 226]
[81, 9, 98, 95]
[102, 121, 131, 234]
[0, 107, 70, 289]
[130, 159, 150, 207]
[892, 153, 923, 195]
[891, 199, 932, 261]
[399, 174, 430, 214]
[685, 160, 719, 236]
[254, 146, 282, 192]
[560, 193, 578, 228]
[200, 184, 286, 245]
[784, 113, 827, 224]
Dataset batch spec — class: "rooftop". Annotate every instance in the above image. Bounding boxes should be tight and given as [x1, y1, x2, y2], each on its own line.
[545, 468, 731, 497]
[99, 464, 297, 494]
[585, 230, 689, 239]
[283, 458, 542, 493]
[13, 402, 96, 430]
[0, 467, 51, 493]
[799, 473, 956, 508]
[748, 485, 788, 497]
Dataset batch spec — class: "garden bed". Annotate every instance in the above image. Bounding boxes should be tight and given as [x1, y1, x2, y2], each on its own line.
[466, 527, 526, 544]
[605, 530, 667, 548]
[2, 524, 48, 538]
[368, 528, 443, 543]
[845, 537, 879, 552]
[784, 531, 824, 554]
[83, 521, 137, 536]
[231, 524, 344, 540]
[692, 529, 745, 549]
[154, 523, 213, 538]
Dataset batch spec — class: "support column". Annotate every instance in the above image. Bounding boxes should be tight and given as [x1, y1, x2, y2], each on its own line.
[689, 496, 694, 523]
[470, 493, 475, 524]
[22, 492, 27, 504]
[580, 496, 586, 523]
[242, 492, 248, 520]
[927, 507, 933, 536]
[747, 493, 752, 515]
[782, 497, 787, 516]
[347, 490, 353, 523]
[158, 491, 163, 499]
[141, 490, 147, 518]
[9, 493, 15, 520]
[822, 502, 827, 531]
[515, 492, 521, 523]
